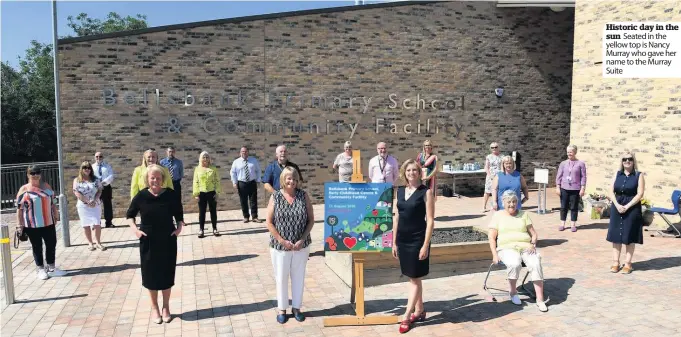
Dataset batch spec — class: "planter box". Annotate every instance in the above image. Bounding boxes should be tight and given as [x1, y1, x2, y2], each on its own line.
[325, 226, 491, 287]
[642, 208, 655, 226]
[584, 198, 611, 219]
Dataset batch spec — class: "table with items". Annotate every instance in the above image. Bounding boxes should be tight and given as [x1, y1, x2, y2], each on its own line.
[441, 163, 486, 198]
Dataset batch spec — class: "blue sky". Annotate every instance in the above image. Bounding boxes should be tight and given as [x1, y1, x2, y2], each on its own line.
[1, 1, 365, 68]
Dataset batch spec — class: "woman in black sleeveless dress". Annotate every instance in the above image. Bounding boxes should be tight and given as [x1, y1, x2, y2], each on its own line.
[606, 152, 645, 274]
[126, 165, 184, 324]
[393, 159, 435, 334]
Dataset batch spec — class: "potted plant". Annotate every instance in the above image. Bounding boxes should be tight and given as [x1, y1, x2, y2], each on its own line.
[641, 198, 654, 226]
[584, 192, 612, 220]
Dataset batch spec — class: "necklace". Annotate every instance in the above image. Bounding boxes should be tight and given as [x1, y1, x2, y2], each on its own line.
[405, 185, 417, 199]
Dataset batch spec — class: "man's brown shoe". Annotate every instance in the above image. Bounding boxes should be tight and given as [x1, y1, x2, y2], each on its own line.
[621, 264, 633, 274]
[243, 219, 250, 223]
[610, 264, 621, 273]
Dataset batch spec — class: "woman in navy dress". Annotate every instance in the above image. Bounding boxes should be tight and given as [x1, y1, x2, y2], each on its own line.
[393, 159, 435, 334]
[607, 152, 645, 274]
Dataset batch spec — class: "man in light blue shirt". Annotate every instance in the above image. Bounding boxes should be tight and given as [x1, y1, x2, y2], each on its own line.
[92, 151, 115, 227]
[230, 146, 262, 223]
[159, 146, 184, 204]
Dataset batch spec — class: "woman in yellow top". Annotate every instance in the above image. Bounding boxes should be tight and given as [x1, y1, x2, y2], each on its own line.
[131, 150, 174, 199]
[488, 190, 548, 312]
[193, 151, 222, 238]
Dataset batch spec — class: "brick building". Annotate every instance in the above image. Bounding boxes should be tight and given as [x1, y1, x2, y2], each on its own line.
[571, 0, 681, 225]
[57, 1, 577, 217]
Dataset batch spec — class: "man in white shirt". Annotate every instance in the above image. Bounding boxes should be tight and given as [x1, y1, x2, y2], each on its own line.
[230, 146, 262, 223]
[368, 142, 399, 184]
[92, 151, 115, 227]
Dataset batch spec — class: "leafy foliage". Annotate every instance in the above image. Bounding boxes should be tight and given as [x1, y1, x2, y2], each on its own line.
[1, 13, 148, 164]
[2, 42, 57, 163]
[65, 12, 148, 37]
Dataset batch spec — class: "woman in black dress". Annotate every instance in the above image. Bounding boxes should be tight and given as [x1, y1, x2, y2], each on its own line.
[392, 159, 435, 334]
[126, 164, 184, 324]
[607, 152, 645, 274]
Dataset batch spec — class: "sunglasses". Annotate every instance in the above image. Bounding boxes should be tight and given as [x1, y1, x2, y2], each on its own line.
[490, 146, 498, 149]
[622, 157, 634, 163]
[29, 172, 41, 176]
[95, 156, 103, 158]
[82, 167, 92, 170]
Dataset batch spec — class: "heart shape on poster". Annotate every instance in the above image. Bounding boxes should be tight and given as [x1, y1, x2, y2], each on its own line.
[343, 237, 358, 249]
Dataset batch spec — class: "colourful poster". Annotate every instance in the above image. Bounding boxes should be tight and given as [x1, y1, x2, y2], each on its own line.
[324, 182, 394, 252]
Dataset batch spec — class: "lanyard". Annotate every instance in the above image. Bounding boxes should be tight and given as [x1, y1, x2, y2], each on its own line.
[379, 156, 388, 175]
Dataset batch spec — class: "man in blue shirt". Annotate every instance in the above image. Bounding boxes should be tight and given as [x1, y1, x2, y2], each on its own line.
[230, 146, 262, 223]
[263, 145, 303, 193]
[159, 146, 184, 204]
[92, 151, 115, 227]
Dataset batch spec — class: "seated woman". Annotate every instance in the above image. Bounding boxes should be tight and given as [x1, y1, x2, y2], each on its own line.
[488, 190, 549, 312]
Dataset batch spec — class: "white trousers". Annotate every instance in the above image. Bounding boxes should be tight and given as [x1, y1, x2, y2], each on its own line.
[270, 246, 310, 310]
[498, 248, 544, 281]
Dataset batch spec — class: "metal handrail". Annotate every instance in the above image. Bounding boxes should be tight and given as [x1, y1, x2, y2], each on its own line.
[0, 161, 59, 169]
[1, 162, 61, 210]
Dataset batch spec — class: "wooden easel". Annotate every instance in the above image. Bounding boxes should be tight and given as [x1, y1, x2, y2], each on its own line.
[323, 150, 398, 327]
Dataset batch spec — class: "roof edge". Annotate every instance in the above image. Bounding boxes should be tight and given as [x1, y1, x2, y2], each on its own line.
[58, 1, 442, 45]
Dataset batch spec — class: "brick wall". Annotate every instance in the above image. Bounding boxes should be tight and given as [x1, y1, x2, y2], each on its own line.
[571, 0, 681, 226]
[58, 1, 574, 218]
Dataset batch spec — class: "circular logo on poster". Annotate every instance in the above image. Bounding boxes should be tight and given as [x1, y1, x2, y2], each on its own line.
[326, 215, 339, 227]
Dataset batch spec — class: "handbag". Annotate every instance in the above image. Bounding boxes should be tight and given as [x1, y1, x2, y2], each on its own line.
[14, 228, 28, 249]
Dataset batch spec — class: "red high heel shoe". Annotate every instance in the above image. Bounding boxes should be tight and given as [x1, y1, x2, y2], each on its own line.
[410, 311, 426, 322]
[398, 319, 412, 333]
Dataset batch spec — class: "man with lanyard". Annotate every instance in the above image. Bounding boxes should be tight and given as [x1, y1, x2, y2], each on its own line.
[263, 144, 304, 193]
[92, 152, 115, 228]
[368, 142, 399, 195]
[159, 146, 184, 205]
[230, 146, 262, 223]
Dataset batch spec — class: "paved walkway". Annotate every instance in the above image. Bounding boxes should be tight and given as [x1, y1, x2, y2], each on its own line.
[1, 192, 680, 337]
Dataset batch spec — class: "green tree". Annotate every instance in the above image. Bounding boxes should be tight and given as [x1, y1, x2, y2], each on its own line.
[1, 42, 56, 163]
[66, 12, 148, 37]
[1, 12, 147, 164]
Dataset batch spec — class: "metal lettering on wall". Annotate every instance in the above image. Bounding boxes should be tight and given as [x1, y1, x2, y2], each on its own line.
[105, 88, 465, 139]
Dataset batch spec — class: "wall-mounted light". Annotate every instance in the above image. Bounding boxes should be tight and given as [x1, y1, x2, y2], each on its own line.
[550, 7, 566, 12]
[495, 87, 504, 98]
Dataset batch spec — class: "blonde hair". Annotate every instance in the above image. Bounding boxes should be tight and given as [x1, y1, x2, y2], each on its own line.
[141, 149, 158, 167]
[423, 139, 434, 153]
[199, 151, 211, 166]
[144, 164, 167, 188]
[619, 151, 638, 172]
[279, 166, 300, 189]
[77, 161, 95, 183]
[500, 155, 516, 172]
[567, 144, 578, 153]
[400, 159, 422, 183]
[344, 141, 352, 148]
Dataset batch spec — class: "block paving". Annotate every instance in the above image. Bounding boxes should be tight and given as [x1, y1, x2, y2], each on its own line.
[1, 191, 680, 337]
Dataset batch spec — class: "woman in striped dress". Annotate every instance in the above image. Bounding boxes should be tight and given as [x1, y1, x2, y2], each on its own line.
[417, 139, 439, 199]
[15, 165, 68, 280]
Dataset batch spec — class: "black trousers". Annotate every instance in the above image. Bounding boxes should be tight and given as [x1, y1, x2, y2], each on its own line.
[24, 226, 57, 267]
[100, 185, 113, 225]
[172, 180, 182, 204]
[198, 191, 217, 231]
[560, 188, 580, 222]
[237, 180, 258, 219]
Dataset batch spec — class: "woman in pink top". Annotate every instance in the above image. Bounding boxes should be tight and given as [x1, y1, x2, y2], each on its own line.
[555, 145, 587, 232]
[16, 165, 68, 280]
